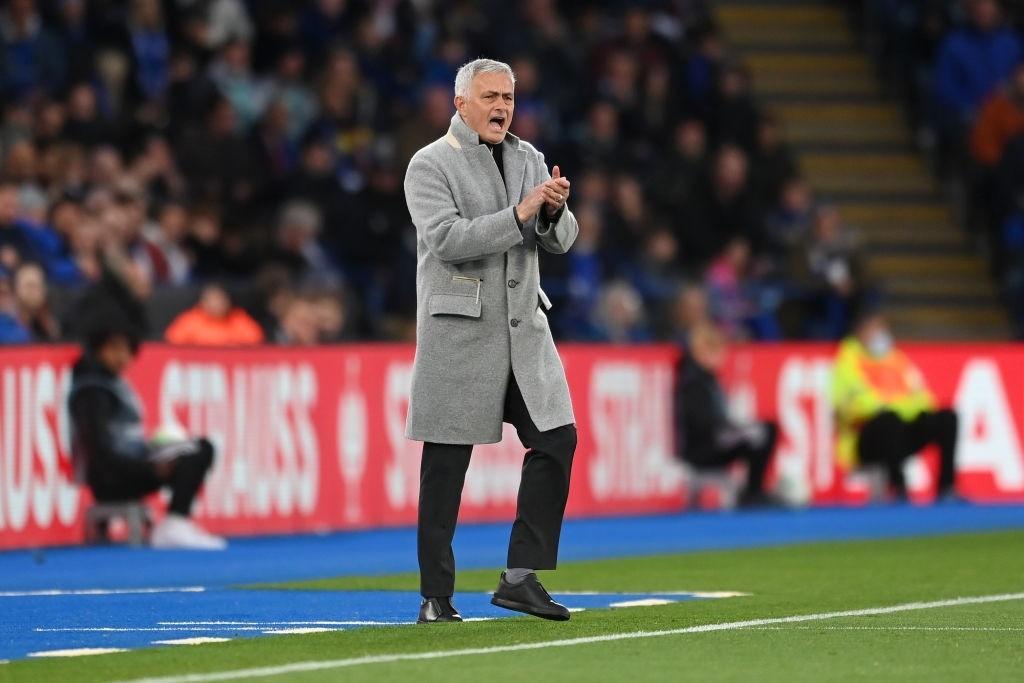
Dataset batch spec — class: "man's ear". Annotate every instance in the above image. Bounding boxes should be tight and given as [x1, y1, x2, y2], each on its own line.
[454, 95, 463, 113]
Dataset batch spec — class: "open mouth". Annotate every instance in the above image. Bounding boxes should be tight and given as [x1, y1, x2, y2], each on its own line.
[488, 115, 506, 131]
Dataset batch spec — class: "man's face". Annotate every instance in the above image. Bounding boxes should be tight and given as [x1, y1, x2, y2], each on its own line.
[675, 120, 705, 158]
[98, 335, 134, 375]
[857, 316, 888, 348]
[283, 300, 320, 345]
[675, 287, 708, 329]
[456, 71, 514, 144]
[970, 0, 1000, 30]
[13, 264, 45, 312]
[1012, 66, 1024, 99]
[693, 333, 726, 371]
[715, 147, 748, 194]
[200, 285, 231, 319]
[0, 188, 18, 225]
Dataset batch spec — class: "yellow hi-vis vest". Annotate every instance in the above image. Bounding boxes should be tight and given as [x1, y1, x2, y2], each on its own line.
[830, 337, 935, 469]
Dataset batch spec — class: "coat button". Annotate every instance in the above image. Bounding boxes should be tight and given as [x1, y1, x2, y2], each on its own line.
[508, 279, 518, 288]
[510, 318, 520, 328]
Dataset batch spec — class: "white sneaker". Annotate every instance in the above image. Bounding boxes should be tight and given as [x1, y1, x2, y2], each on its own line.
[151, 515, 227, 550]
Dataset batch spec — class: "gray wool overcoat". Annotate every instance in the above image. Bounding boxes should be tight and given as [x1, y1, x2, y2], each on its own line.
[403, 113, 578, 444]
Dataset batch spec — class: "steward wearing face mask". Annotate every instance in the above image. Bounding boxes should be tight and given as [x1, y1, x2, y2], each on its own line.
[831, 311, 958, 500]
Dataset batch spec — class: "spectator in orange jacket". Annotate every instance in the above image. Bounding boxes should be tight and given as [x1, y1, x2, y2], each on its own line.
[165, 282, 264, 346]
[970, 63, 1024, 167]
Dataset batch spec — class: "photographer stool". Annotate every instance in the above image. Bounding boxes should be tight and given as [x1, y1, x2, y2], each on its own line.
[84, 502, 153, 547]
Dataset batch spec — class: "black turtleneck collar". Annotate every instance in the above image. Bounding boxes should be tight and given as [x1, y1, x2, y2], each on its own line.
[480, 136, 505, 184]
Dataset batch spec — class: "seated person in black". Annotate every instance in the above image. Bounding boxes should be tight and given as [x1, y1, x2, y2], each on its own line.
[68, 317, 225, 549]
[675, 323, 778, 506]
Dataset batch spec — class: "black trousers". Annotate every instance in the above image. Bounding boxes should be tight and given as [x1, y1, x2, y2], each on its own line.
[418, 374, 577, 598]
[88, 439, 215, 517]
[686, 422, 778, 499]
[857, 410, 958, 497]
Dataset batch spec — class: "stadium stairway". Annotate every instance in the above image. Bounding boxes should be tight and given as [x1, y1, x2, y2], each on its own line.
[715, 1, 1010, 340]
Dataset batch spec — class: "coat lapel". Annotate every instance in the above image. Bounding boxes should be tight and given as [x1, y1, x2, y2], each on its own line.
[448, 114, 507, 211]
[501, 135, 527, 205]
[501, 132, 532, 246]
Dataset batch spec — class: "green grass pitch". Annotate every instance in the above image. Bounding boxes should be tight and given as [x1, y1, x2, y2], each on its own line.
[5, 530, 1023, 682]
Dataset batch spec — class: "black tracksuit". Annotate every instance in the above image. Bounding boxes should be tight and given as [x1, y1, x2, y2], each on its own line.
[67, 355, 214, 516]
[675, 355, 776, 500]
[856, 409, 958, 497]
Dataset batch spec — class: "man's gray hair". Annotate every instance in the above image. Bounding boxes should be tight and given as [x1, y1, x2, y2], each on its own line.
[454, 58, 516, 98]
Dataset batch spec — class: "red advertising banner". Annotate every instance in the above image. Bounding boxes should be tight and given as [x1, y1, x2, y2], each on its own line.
[2, 342, 1023, 550]
[0, 343, 684, 549]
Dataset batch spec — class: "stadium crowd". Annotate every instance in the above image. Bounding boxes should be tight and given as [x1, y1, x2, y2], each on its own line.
[0, 0, 871, 347]
[861, 0, 1024, 334]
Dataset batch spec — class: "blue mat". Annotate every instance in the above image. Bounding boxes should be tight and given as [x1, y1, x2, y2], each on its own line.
[2, 588, 715, 660]
[1, 504, 1022, 661]
[1, 503, 1021, 591]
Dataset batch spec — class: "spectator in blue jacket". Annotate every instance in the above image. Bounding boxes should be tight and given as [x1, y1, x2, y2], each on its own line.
[933, 0, 1023, 133]
[0, 0, 65, 100]
[127, 0, 171, 103]
[0, 266, 30, 344]
[0, 183, 80, 284]
[592, 280, 653, 343]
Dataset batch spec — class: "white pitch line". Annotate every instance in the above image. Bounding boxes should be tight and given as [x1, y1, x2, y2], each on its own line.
[152, 638, 233, 646]
[38, 627, 344, 633]
[112, 591, 1024, 683]
[609, 599, 675, 608]
[514, 591, 749, 598]
[29, 648, 128, 658]
[159, 621, 399, 626]
[2, 587, 205, 597]
[752, 626, 1024, 632]
[261, 628, 340, 635]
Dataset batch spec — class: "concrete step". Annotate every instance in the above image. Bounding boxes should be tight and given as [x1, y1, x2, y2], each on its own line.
[785, 122, 909, 147]
[888, 295, 999, 311]
[886, 304, 1007, 328]
[772, 102, 907, 147]
[802, 153, 935, 195]
[751, 72, 882, 98]
[809, 174, 936, 196]
[859, 229, 965, 251]
[717, 5, 847, 28]
[801, 152, 929, 176]
[868, 253, 988, 278]
[883, 276, 996, 298]
[724, 25, 857, 50]
[747, 52, 881, 99]
[772, 102, 902, 125]
[889, 320, 1008, 341]
[745, 53, 872, 77]
[837, 203, 952, 226]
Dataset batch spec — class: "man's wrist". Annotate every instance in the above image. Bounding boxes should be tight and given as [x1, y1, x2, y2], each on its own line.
[544, 204, 565, 222]
[513, 205, 524, 228]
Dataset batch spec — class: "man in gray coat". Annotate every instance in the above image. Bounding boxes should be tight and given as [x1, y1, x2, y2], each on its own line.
[404, 58, 579, 623]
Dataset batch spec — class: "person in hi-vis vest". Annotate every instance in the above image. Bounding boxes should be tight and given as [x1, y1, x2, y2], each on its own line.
[831, 310, 960, 500]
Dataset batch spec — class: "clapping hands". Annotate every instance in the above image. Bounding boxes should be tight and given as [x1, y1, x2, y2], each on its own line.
[542, 165, 570, 218]
[515, 165, 571, 224]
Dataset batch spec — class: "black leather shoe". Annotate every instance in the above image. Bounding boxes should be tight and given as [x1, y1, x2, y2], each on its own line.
[417, 597, 463, 623]
[491, 572, 570, 621]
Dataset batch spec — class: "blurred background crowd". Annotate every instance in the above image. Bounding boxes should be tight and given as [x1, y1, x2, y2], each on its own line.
[861, 0, 1024, 331]
[0, 0, 1019, 347]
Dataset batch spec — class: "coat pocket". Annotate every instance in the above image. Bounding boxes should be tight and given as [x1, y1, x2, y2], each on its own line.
[538, 287, 553, 311]
[428, 293, 482, 318]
